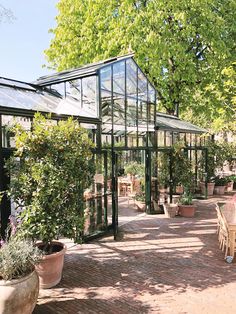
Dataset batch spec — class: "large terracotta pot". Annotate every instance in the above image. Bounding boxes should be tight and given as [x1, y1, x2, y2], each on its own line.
[0, 270, 39, 314]
[214, 185, 226, 195]
[200, 182, 215, 196]
[35, 241, 66, 289]
[178, 205, 196, 218]
[163, 203, 178, 218]
[226, 181, 234, 192]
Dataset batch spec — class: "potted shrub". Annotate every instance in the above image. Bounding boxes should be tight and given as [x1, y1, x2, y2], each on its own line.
[213, 176, 228, 195]
[8, 114, 95, 288]
[178, 191, 196, 218]
[0, 236, 42, 314]
[226, 175, 236, 192]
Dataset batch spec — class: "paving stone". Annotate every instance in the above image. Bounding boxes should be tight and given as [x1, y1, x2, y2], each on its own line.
[34, 194, 236, 314]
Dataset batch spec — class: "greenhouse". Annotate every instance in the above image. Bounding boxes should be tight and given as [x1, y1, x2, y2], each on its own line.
[0, 54, 208, 239]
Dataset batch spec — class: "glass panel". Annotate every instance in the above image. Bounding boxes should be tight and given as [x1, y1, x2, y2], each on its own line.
[126, 59, 137, 98]
[138, 69, 147, 101]
[158, 131, 165, 147]
[113, 61, 125, 95]
[138, 100, 147, 125]
[65, 80, 81, 104]
[82, 76, 97, 116]
[113, 96, 125, 125]
[49, 83, 65, 97]
[127, 131, 137, 148]
[138, 132, 146, 147]
[166, 131, 172, 146]
[101, 66, 112, 125]
[127, 98, 137, 127]
[100, 66, 112, 93]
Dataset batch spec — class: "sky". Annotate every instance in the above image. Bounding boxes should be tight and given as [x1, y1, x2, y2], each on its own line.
[0, 0, 58, 82]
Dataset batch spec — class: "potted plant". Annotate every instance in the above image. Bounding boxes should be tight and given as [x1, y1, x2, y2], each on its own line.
[0, 235, 42, 314]
[213, 176, 228, 195]
[178, 191, 196, 218]
[163, 203, 178, 218]
[226, 175, 236, 192]
[7, 114, 95, 288]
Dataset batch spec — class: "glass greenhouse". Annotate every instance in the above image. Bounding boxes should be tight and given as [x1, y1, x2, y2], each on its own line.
[0, 54, 208, 239]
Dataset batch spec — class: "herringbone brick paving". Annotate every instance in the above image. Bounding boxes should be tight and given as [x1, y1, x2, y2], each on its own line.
[34, 194, 236, 314]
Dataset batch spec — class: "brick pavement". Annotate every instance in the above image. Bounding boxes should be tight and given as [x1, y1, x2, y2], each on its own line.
[34, 194, 236, 314]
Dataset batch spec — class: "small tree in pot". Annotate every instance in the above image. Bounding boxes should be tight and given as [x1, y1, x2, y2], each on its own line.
[7, 114, 95, 288]
[178, 190, 196, 218]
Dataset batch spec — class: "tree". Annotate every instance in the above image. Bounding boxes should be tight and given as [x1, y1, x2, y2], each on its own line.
[45, 0, 235, 130]
[0, 4, 15, 24]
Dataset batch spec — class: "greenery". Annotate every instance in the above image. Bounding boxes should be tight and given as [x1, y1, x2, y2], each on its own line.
[213, 176, 228, 186]
[179, 191, 193, 205]
[7, 114, 95, 252]
[124, 161, 145, 178]
[227, 175, 236, 183]
[0, 236, 42, 281]
[45, 0, 235, 132]
[199, 140, 236, 182]
[158, 141, 193, 190]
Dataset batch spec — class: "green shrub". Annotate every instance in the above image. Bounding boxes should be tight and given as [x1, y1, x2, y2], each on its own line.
[7, 114, 95, 252]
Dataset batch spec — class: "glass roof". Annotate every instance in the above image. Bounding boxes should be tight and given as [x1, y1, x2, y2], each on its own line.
[36, 53, 134, 86]
[0, 84, 97, 118]
[156, 113, 207, 134]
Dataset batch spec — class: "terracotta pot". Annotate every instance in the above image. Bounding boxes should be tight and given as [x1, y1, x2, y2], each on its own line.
[163, 203, 178, 218]
[178, 205, 196, 218]
[200, 182, 215, 196]
[0, 270, 39, 314]
[214, 185, 226, 195]
[135, 200, 146, 212]
[175, 185, 184, 194]
[35, 241, 66, 289]
[226, 181, 234, 192]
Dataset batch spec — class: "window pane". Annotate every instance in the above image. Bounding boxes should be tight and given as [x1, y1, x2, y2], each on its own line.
[126, 59, 137, 98]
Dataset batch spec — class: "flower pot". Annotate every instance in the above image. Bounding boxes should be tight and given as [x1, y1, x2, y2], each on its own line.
[175, 185, 184, 194]
[200, 182, 215, 196]
[0, 270, 39, 314]
[178, 205, 196, 218]
[35, 241, 66, 289]
[214, 185, 226, 195]
[135, 200, 146, 212]
[226, 181, 234, 192]
[163, 203, 178, 218]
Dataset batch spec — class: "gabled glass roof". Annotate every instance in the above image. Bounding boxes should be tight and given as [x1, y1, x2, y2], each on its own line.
[156, 112, 207, 134]
[35, 53, 134, 86]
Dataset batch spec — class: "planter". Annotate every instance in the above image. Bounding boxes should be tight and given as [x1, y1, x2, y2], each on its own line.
[226, 181, 234, 192]
[0, 270, 39, 314]
[178, 205, 196, 218]
[214, 185, 226, 195]
[163, 203, 178, 218]
[200, 182, 215, 196]
[35, 241, 67, 289]
[175, 185, 184, 194]
[135, 200, 146, 212]
[168, 195, 180, 204]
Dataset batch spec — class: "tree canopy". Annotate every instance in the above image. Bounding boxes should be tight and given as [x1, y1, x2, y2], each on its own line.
[45, 0, 236, 132]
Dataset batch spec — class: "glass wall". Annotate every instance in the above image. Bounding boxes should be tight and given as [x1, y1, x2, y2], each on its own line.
[100, 59, 156, 149]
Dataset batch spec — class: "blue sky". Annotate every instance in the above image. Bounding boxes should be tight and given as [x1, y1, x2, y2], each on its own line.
[0, 0, 58, 82]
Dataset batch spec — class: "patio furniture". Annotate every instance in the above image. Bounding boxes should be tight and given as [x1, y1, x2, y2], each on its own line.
[217, 202, 236, 261]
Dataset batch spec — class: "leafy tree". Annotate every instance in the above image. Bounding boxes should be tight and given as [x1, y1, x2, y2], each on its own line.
[45, 0, 235, 131]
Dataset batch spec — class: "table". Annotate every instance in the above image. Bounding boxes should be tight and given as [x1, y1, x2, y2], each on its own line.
[118, 178, 133, 197]
[219, 202, 236, 258]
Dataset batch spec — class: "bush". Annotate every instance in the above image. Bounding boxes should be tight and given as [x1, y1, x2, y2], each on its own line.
[0, 236, 42, 281]
[7, 114, 95, 252]
[213, 176, 228, 186]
